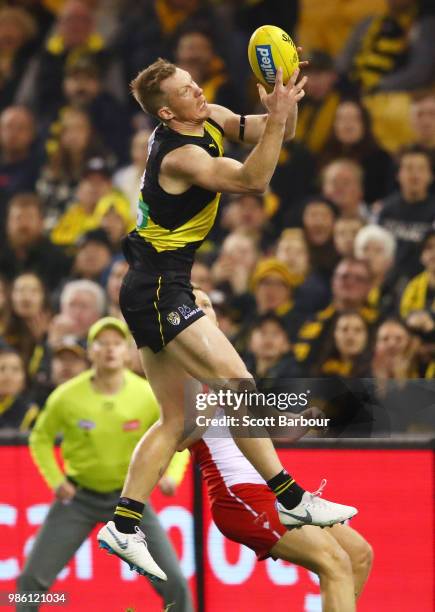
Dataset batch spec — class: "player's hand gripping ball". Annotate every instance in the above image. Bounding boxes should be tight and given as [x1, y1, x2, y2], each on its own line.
[248, 25, 299, 89]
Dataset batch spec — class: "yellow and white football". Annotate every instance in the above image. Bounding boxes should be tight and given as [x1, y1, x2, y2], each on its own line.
[248, 25, 299, 89]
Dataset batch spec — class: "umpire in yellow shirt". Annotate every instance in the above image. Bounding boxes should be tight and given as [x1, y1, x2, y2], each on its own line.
[18, 317, 193, 611]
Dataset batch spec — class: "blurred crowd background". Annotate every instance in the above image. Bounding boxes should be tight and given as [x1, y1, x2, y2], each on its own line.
[0, 0, 435, 435]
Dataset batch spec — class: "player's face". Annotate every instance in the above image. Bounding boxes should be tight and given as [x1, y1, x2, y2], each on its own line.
[193, 289, 217, 326]
[334, 314, 368, 357]
[89, 328, 129, 371]
[159, 68, 210, 123]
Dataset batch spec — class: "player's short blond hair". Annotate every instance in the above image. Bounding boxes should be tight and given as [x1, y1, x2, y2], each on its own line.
[130, 58, 177, 117]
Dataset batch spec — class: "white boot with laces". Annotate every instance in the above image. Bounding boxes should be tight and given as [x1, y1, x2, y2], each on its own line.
[277, 479, 358, 528]
[97, 521, 167, 582]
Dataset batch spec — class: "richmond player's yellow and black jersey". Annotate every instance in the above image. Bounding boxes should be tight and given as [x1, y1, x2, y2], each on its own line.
[132, 117, 224, 266]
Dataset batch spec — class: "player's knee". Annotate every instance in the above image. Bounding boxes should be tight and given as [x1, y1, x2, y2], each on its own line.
[154, 416, 185, 444]
[352, 540, 374, 577]
[318, 544, 353, 580]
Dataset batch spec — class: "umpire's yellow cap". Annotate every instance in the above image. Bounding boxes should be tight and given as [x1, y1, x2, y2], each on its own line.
[87, 317, 130, 344]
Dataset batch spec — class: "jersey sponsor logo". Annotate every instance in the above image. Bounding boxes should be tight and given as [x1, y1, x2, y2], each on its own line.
[77, 419, 96, 430]
[123, 419, 141, 432]
[178, 304, 201, 320]
[255, 45, 276, 85]
[167, 311, 181, 326]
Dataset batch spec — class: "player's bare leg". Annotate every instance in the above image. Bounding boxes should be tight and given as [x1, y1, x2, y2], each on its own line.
[270, 528, 356, 612]
[328, 524, 373, 599]
[120, 347, 195, 502]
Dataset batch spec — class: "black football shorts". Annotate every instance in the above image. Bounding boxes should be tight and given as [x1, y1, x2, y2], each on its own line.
[119, 267, 205, 352]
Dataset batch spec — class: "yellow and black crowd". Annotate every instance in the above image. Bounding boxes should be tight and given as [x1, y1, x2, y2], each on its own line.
[1, 0, 435, 435]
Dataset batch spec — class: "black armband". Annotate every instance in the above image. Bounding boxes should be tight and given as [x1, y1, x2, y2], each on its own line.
[239, 115, 246, 142]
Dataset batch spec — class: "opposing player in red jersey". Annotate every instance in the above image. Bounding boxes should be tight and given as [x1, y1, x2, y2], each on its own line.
[187, 289, 372, 612]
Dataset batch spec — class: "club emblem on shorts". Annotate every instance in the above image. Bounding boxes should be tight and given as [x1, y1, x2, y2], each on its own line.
[167, 311, 181, 326]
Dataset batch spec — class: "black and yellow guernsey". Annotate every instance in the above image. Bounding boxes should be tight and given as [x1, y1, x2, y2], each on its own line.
[130, 117, 224, 270]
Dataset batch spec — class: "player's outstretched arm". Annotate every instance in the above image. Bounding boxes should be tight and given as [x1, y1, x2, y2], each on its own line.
[209, 67, 307, 144]
[163, 68, 305, 194]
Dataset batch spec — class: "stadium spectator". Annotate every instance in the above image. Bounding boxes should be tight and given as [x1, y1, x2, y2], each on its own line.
[0, 193, 71, 290]
[234, 0, 298, 40]
[321, 99, 392, 203]
[312, 311, 371, 378]
[296, 0, 385, 57]
[0, 274, 10, 335]
[21, 0, 124, 118]
[59, 279, 105, 340]
[333, 216, 365, 258]
[116, 0, 230, 89]
[378, 145, 435, 287]
[211, 232, 258, 298]
[0, 7, 38, 109]
[400, 228, 435, 319]
[244, 313, 298, 382]
[191, 260, 215, 296]
[294, 50, 340, 154]
[71, 229, 113, 284]
[275, 228, 330, 313]
[47, 313, 77, 350]
[404, 309, 435, 378]
[96, 194, 134, 253]
[113, 129, 151, 215]
[50, 336, 88, 387]
[38, 109, 109, 220]
[270, 139, 317, 226]
[58, 58, 131, 165]
[321, 159, 368, 218]
[0, 106, 40, 207]
[174, 27, 243, 111]
[409, 91, 435, 176]
[50, 157, 120, 247]
[0, 347, 38, 433]
[221, 194, 274, 250]
[301, 197, 339, 279]
[373, 319, 419, 381]
[336, 0, 435, 95]
[294, 258, 378, 370]
[354, 224, 397, 317]
[247, 258, 306, 343]
[3, 272, 51, 378]
[106, 259, 128, 319]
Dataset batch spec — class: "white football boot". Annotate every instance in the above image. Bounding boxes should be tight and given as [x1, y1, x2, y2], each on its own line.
[97, 521, 167, 582]
[277, 479, 358, 528]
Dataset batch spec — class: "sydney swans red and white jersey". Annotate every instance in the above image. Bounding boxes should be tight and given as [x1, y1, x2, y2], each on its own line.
[190, 408, 265, 502]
